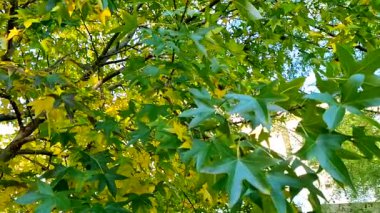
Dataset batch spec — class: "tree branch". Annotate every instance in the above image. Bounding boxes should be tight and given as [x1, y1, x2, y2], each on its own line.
[82, 20, 99, 59]
[184, 0, 220, 23]
[1, 0, 18, 61]
[98, 58, 129, 67]
[80, 32, 136, 81]
[93, 67, 125, 89]
[20, 0, 37, 8]
[0, 118, 44, 163]
[16, 149, 55, 156]
[96, 33, 120, 65]
[0, 113, 16, 122]
[180, 0, 190, 23]
[0, 90, 24, 129]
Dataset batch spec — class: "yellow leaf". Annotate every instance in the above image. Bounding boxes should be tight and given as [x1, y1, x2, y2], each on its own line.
[24, 19, 39, 28]
[308, 31, 323, 38]
[65, 0, 76, 16]
[214, 87, 227, 99]
[28, 96, 55, 116]
[334, 23, 346, 30]
[197, 183, 213, 203]
[99, 8, 111, 24]
[168, 121, 192, 148]
[6, 27, 20, 40]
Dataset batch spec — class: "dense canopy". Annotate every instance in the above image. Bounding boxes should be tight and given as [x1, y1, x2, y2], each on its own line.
[0, 0, 380, 212]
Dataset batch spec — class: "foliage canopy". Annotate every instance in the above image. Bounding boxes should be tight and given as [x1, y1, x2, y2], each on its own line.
[0, 0, 380, 212]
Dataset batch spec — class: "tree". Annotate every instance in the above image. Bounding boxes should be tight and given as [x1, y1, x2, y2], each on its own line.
[0, 0, 379, 212]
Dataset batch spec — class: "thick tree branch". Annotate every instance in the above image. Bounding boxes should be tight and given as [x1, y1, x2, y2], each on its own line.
[1, 0, 18, 61]
[0, 118, 44, 163]
[80, 32, 136, 81]
[97, 33, 120, 64]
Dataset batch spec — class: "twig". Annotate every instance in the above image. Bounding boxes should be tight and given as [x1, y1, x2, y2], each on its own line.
[98, 58, 128, 66]
[180, 0, 190, 23]
[16, 149, 56, 156]
[82, 19, 99, 59]
[0, 91, 24, 129]
[182, 190, 196, 211]
[21, 156, 48, 170]
[20, 0, 37, 8]
[93, 67, 125, 89]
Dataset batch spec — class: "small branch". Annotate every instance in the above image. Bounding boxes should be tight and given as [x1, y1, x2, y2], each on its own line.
[20, 0, 37, 8]
[0, 113, 16, 122]
[41, 53, 72, 72]
[16, 149, 56, 156]
[180, 0, 190, 23]
[312, 25, 368, 52]
[182, 190, 196, 211]
[82, 20, 99, 59]
[96, 33, 121, 65]
[354, 44, 367, 52]
[21, 156, 48, 170]
[184, 0, 220, 23]
[108, 82, 123, 91]
[0, 91, 24, 129]
[98, 58, 128, 66]
[93, 67, 125, 90]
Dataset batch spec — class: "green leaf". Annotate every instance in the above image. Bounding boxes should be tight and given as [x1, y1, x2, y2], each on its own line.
[179, 99, 215, 128]
[143, 65, 159, 76]
[304, 93, 336, 105]
[336, 44, 357, 75]
[96, 116, 121, 139]
[298, 134, 353, 187]
[226, 94, 271, 129]
[323, 105, 345, 131]
[37, 181, 54, 196]
[352, 127, 380, 159]
[201, 150, 278, 206]
[35, 197, 56, 213]
[235, 0, 263, 22]
[189, 88, 211, 101]
[128, 122, 150, 145]
[16, 192, 45, 205]
[181, 139, 212, 171]
[341, 74, 365, 102]
[267, 173, 303, 213]
[356, 48, 380, 74]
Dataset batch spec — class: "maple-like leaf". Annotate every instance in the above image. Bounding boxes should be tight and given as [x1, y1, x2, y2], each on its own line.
[28, 96, 56, 116]
[201, 150, 279, 206]
[6, 27, 20, 40]
[179, 99, 215, 128]
[297, 134, 353, 187]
